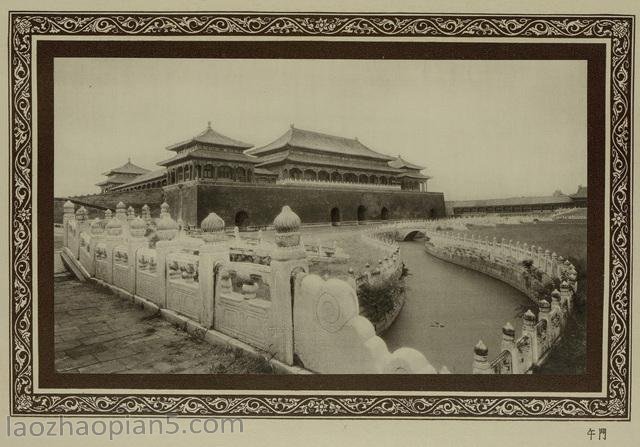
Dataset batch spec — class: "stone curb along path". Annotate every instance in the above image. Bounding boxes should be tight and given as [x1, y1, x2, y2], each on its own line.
[55, 267, 310, 375]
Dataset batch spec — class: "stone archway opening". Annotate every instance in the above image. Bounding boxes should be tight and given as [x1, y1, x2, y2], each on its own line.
[404, 230, 426, 241]
[380, 207, 389, 221]
[357, 205, 366, 224]
[235, 210, 250, 229]
[330, 207, 341, 226]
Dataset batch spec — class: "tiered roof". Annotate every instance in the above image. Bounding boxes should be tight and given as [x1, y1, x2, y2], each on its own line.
[166, 122, 253, 152]
[101, 159, 149, 177]
[388, 155, 425, 170]
[247, 126, 396, 161]
[112, 169, 167, 190]
[159, 123, 257, 167]
[255, 151, 403, 173]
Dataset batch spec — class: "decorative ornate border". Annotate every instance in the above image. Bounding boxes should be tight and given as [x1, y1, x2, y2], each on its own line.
[9, 13, 633, 418]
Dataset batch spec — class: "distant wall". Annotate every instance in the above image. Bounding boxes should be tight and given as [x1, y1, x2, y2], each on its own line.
[163, 182, 446, 227]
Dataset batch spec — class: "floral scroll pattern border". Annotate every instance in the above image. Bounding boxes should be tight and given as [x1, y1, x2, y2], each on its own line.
[8, 13, 633, 418]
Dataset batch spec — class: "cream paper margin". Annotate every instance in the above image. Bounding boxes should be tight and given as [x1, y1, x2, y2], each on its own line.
[0, 1, 638, 446]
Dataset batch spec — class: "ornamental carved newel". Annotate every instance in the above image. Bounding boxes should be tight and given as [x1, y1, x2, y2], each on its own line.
[551, 252, 558, 278]
[105, 213, 124, 238]
[199, 211, 228, 328]
[559, 281, 574, 313]
[472, 340, 491, 374]
[501, 322, 516, 353]
[550, 289, 562, 313]
[567, 265, 578, 292]
[126, 206, 135, 223]
[62, 201, 75, 248]
[129, 217, 147, 240]
[115, 201, 127, 221]
[155, 204, 178, 242]
[141, 204, 151, 226]
[537, 246, 544, 270]
[63, 200, 75, 223]
[84, 218, 104, 276]
[544, 250, 551, 275]
[73, 207, 90, 259]
[522, 309, 539, 366]
[160, 201, 170, 218]
[270, 205, 309, 365]
[104, 209, 113, 220]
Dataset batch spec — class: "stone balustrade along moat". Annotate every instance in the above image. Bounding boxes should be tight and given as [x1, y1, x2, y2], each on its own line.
[61, 200, 444, 374]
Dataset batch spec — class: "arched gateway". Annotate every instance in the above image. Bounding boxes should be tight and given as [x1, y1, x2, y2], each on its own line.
[357, 205, 366, 223]
[235, 210, 250, 229]
[330, 207, 341, 226]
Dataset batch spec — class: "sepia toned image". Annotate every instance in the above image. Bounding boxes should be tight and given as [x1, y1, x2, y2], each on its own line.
[6, 10, 632, 424]
[54, 56, 587, 376]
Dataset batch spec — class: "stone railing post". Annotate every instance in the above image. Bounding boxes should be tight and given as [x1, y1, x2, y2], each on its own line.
[550, 289, 562, 313]
[115, 201, 127, 221]
[154, 204, 180, 308]
[538, 298, 551, 327]
[125, 216, 149, 295]
[551, 252, 558, 278]
[500, 322, 515, 352]
[141, 204, 151, 227]
[198, 212, 229, 328]
[62, 201, 75, 248]
[472, 340, 492, 374]
[86, 218, 104, 276]
[559, 281, 574, 313]
[522, 310, 539, 367]
[102, 214, 126, 284]
[126, 206, 135, 224]
[74, 206, 90, 259]
[270, 206, 309, 365]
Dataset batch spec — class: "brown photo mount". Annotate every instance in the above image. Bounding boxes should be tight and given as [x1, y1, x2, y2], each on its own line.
[9, 13, 632, 418]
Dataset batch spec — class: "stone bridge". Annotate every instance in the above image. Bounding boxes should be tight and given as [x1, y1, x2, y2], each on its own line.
[373, 221, 431, 241]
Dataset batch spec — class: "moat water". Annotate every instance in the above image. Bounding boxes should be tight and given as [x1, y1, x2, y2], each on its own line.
[382, 240, 533, 373]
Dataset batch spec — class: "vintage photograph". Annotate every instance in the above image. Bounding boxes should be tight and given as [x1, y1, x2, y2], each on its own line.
[54, 57, 587, 376]
[6, 11, 633, 423]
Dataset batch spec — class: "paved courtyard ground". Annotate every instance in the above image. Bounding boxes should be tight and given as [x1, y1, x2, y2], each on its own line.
[54, 275, 274, 374]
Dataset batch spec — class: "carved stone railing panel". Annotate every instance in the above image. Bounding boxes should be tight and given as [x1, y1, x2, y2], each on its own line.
[214, 264, 272, 351]
[94, 242, 112, 284]
[166, 252, 202, 322]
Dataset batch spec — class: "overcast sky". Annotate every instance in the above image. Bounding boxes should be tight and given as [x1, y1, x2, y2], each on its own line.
[54, 58, 586, 200]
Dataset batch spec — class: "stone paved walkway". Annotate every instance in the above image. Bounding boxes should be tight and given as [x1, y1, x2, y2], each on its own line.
[54, 275, 273, 374]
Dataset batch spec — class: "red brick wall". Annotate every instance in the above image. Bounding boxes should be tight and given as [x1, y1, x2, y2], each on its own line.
[164, 183, 446, 227]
